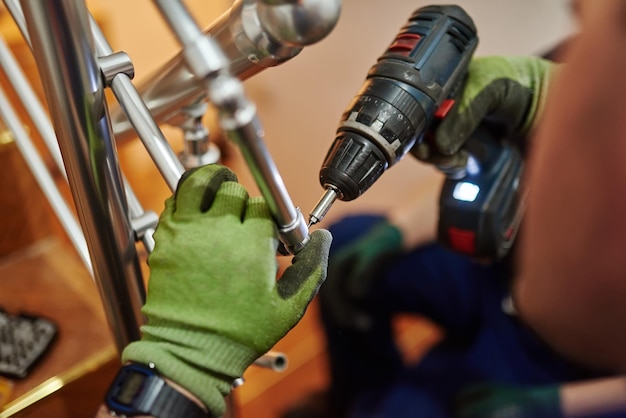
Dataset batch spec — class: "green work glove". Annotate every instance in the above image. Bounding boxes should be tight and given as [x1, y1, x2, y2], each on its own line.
[122, 164, 332, 417]
[412, 55, 556, 167]
[456, 383, 562, 418]
[319, 219, 403, 331]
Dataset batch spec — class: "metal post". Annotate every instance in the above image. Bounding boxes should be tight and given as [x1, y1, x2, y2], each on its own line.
[20, 0, 145, 351]
[152, 0, 310, 254]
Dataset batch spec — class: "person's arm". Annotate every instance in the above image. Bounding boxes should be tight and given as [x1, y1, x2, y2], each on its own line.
[319, 54, 556, 331]
[95, 375, 206, 417]
[513, 0, 626, 371]
[561, 376, 626, 417]
[458, 376, 626, 418]
[96, 164, 331, 417]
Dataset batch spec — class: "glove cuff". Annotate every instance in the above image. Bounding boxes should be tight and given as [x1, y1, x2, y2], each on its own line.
[370, 221, 404, 250]
[528, 385, 562, 417]
[122, 323, 258, 417]
[521, 58, 559, 134]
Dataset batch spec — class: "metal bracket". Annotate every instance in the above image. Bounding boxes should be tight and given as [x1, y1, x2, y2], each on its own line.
[98, 51, 135, 87]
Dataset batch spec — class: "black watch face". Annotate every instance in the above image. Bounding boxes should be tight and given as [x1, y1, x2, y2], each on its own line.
[106, 364, 158, 414]
[117, 369, 149, 405]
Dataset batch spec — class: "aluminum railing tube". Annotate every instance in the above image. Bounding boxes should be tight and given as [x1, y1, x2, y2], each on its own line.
[152, 0, 310, 254]
[2, 0, 166, 257]
[0, 88, 93, 274]
[110, 0, 341, 142]
[20, 0, 146, 351]
[89, 14, 185, 192]
[254, 351, 288, 372]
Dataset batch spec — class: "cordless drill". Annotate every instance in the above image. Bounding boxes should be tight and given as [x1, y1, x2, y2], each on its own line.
[309, 4, 525, 259]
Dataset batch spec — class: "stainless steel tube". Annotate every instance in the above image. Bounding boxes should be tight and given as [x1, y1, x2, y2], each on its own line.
[256, 0, 342, 46]
[111, 0, 341, 142]
[2, 0, 28, 43]
[20, 0, 145, 350]
[0, 15, 63, 174]
[89, 15, 185, 192]
[0, 88, 93, 273]
[222, 106, 310, 253]
[254, 351, 288, 372]
[4, 0, 176, 252]
[108, 80, 184, 191]
[152, 0, 208, 48]
[153, 0, 309, 253]
[0, 28, 97, 272]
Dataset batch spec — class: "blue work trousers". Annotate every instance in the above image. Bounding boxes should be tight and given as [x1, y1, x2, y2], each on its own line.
[320, 215, 604, 418]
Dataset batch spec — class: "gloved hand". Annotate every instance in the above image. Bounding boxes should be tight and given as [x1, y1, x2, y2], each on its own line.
[456, 383, 562, 418]
[412, 55, 556, 167]
[320, 219, 403, 331]
[122, 164, 332, 417]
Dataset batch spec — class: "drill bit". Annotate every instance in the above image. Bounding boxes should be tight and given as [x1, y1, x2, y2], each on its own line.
[308, 187, 339, 226]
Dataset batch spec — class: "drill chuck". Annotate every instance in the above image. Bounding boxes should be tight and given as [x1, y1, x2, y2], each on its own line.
[311, 5, 478, 225]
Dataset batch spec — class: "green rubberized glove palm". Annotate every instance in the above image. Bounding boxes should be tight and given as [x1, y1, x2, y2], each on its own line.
[320, 220, 403, 330]
[413, 55, 556, 165]
[122, 164, 331, 417]
[456, 383, 562, 418]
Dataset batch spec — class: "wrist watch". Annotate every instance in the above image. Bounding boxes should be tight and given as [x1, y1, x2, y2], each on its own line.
[105, 362, 211, 417]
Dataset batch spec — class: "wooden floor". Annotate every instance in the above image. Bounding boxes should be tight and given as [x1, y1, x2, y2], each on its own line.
[0, 240, 440, 417]
[0, 132, 441, 418]
[0, 239, 440, 418]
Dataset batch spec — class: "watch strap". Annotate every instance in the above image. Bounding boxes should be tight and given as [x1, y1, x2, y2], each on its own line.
[106, 363, 213, 418]
[151, 382, 211, 418]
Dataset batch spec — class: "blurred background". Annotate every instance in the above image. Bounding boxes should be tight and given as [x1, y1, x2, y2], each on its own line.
[100, 0, 576, 225]
[0, 1, 576, 417]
